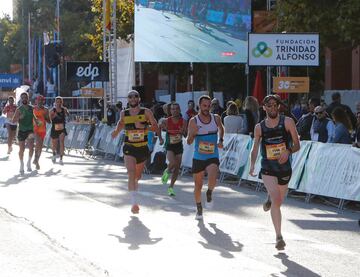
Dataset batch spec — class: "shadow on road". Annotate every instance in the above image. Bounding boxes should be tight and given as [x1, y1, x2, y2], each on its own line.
[109, 216, 162, 250]
[289, 219, 358, 232]
[2, 171, 38, 186]
[197, 221, 242, 258]
[273, 253, 321, 277]
[0, 156, 9, 161]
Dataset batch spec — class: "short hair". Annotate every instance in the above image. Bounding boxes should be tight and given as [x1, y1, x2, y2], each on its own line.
[55, 96, 63, 104]
[170, 102, 180, 108]
[309, 97, 320, 107]
[188, 100, 194, 104]
[20, 92, 29, 98]
[263, 95, 280, 105]
[8, 96, 14, 101]
[332, 107, 352, 131]
[198, 95, 211, 105]
[332, 92, 341, 101]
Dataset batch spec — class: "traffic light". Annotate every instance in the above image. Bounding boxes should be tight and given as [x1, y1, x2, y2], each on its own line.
[45, 43, 62, 68]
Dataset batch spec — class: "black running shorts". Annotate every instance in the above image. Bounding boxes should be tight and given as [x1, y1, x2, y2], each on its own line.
[192, 158, 220, 174]
[123, 144, 150, 164]
[259, 168, 292, 186]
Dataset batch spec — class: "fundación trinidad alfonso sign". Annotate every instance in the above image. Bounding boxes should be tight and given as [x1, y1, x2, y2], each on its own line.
[248, 33, 319, 66]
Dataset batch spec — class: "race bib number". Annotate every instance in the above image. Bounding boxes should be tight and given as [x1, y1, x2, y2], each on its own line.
[169, 134, 182, 144]
[199, 141, 215, 154]
[128, 130, 145, 142]
[265, 142, 286, 160]
[55, 123, 64, 131]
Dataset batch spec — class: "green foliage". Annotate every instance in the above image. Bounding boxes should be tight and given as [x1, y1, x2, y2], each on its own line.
[88, 0, 134, 58]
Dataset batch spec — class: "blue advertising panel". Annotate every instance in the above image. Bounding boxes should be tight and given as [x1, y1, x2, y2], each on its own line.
[135, 0, 252, 63]
[0, 74, 22, 88]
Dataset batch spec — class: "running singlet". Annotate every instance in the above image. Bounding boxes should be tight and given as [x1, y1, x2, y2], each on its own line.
[51, 108, 66, 131]
[33, 107, 47, 133]
[3, 105, 17, 124]
[166, 117, 184, 146]
[193, 114, 219, 160]
[260, 115, 291, 172]
[18, 105, 34, 132]
[124, 108, 148, 147]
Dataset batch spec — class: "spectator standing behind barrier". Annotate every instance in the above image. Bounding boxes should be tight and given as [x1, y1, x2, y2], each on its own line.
[352, 112, 360, 148]
[310, 106, 335, 143]
[329, 107, 352, 144]
[115, 101, 123, 123]
[224, 103, 246, 134]
[296, 97, 320, 140]
[183, 100, 197, 122]
[210, 98, 224, 116]
[326, 92, 357, 129]
[242, 96, 259, 137]
[106, 104, 116, 126]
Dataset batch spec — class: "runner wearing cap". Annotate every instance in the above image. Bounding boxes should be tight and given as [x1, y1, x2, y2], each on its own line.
[112, 90, 163, 214]
[33, 95, 50, 170]
[2, 96, 17, 154]
[11, 92, 35, 174]
[249, 95, 300, 250]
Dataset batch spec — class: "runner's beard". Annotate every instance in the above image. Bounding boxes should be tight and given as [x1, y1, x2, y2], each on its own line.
[129, 102, 139, 108]
[200, 110, 209, 116]
[268, 112, 278, 119]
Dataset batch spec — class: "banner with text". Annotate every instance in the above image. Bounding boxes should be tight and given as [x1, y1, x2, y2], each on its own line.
[248, 33, 319, 66]
[66, 62, 109, 82]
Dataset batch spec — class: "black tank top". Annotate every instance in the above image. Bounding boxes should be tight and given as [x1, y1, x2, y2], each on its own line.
[52, 108, 66, 126]
[260, 115, 291, 172]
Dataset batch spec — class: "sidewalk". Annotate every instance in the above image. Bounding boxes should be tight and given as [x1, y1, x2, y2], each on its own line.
[0, 208, 106, 277]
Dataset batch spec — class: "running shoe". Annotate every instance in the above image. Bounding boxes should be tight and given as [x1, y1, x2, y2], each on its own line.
[161, 169, 169, 185]
[167, 187, 176, 196]
[131, 204, 140, 214]
[59, 159, 64, 165]
[275, 235, 286, 250]
[7, 146, 12, 155]
[205, 190, 213, 209]
[195, 211, 203, 220]
[52, 155, 56, 163]
[35, 161, 40, 170]
[263, 196, 272, 212]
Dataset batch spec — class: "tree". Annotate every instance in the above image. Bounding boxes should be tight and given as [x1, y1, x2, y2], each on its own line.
[87, 0, 134, 58]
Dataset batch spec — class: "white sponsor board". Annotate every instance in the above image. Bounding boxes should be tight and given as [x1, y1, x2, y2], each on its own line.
[248, 33, 319, 66]
[297, 143, 360, 201]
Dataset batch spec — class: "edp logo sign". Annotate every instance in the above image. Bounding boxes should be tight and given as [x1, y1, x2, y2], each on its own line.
[66, 62, 109, 82]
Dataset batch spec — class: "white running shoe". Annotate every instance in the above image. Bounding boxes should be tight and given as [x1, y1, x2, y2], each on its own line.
[195, 212, 203, 220]
[59, 159, 64, 165]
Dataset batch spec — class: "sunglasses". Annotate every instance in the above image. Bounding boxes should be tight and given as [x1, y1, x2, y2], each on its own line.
[128, 94, 139, 99]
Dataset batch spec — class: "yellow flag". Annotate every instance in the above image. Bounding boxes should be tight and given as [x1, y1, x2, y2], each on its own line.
[105, 0, 111, 31]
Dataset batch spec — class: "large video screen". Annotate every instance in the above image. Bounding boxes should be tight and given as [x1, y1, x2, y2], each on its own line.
[134, 0, 252, 63]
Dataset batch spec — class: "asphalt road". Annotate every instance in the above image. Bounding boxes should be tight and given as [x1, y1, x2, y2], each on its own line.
[0, 143, 359, 277]
[135, 7, 248, 63]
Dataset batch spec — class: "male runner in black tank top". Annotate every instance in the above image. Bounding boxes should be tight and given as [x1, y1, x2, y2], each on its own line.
[249, 95, 300, 250]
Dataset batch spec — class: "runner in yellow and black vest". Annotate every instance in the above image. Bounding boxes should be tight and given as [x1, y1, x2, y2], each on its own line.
[112, 90, 163, 214]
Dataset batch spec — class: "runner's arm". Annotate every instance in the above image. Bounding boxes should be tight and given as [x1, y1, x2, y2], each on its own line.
[182, 119, 188, 137]
[44, 108, 51, 123]
[11, 108, 20, 124]
[111, 110, 125, 138]
[249, 124, 261, 176]
[145, 108, 163, 143]
[186, 117, 197, 145]
[285, 117, 300, 154]
[215, 114, 224, 144]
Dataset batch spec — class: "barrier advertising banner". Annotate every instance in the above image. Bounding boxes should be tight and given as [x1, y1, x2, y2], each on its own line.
[297, 143, 360, 201]
[273, 77, 310, 93]
[248, 33, 319, 66]
[0, 74, 21, 88]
